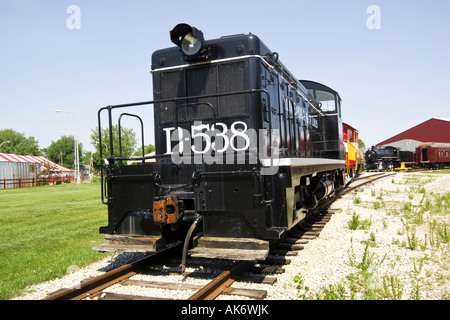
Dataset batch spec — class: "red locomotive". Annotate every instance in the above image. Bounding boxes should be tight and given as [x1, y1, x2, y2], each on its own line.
[415, 142, 450, 169]
[343, 123, 364, 180]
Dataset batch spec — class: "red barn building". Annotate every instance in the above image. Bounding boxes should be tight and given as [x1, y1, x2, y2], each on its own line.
[377, 118, 450, 152]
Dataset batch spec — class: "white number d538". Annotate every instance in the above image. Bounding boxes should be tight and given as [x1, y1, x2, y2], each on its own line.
[163, 121, 250, 155]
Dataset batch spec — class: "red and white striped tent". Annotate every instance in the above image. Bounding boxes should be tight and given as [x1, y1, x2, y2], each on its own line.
[0, 153, 74, 172]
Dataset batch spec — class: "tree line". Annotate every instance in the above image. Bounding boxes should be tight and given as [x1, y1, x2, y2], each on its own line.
[0, 127, 154, 172]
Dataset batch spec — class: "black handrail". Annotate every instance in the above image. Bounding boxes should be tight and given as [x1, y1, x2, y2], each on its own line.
[118, 113, 145, 164]
[97, 89, 271, 205]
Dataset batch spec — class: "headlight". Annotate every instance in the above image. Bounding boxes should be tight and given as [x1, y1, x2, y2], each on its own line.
[170, 23, 205, 59]
[181, 32, 202, 56]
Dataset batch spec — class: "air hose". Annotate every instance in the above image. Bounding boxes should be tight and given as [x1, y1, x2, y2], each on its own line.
[179, 216, 202, 273]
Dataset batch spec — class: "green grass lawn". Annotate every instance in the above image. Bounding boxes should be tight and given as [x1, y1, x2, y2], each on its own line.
[0, 181, 109, 299]
[426, 169, 450, 174]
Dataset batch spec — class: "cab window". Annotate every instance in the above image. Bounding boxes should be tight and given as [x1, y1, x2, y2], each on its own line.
[315, 90, 336, 112]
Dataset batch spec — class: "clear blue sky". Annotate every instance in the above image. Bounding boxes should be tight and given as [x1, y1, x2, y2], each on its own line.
[1, 0, 449, 153]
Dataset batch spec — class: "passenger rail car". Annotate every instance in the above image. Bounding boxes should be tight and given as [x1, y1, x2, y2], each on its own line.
[415, 142, 450, 169]
[93, 24, 345, 263]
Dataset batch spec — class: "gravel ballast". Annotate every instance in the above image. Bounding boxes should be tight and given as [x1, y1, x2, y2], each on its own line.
[13, 172, 450, 300]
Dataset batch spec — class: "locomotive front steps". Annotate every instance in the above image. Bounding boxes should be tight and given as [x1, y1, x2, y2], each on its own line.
[92, 234, 166, 253]
[189, 236, 270, 261]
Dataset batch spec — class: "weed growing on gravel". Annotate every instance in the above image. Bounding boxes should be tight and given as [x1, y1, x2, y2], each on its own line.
[401, 218, 423, 250]
[348, 238, 386, 273]
[437, 224, 449, 243]
[348, 212, 361, 230]
[347, 211, 372, 230]
[382, 218, 388, 229]
[369, 232, 376, 245]
[406, 226, 419, 250]
[292, 274, 311, 299]
[422, 192, 450, 215]
[315, 283, 348, 300]
[293, 273, 349, 300]
[361, 217, 372, 230]
[428, 220, 449, 245]
[293, 273, 352, 300]
[376, 188, 383, 200]
[381, 275, 404, 300]
[347, 241, 423, 300]
[402, 201, 413, 213]
[345, 239, 407, 300]
[344, 238, 431, 300]
[409, 257, 427, 300]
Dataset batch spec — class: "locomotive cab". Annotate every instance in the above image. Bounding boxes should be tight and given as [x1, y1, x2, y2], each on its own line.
[300, 80, 344, 160]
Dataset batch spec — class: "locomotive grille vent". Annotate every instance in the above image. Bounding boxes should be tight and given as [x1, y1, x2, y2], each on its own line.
[158, 62, 246, 123]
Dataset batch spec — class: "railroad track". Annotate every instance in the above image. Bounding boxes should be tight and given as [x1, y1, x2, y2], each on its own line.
[342, 172, 397, 195]
[42, 172, 397, 301]
[42, 241, 183, 300]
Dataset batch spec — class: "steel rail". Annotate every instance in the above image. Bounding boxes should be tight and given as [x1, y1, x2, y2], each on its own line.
[187, 260, 253, 300]
[42, 242, 182, 300]
[341, 172, 397, 195]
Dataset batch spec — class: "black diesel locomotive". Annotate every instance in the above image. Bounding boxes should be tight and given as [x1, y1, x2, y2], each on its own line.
[93, 24, 345, 265]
